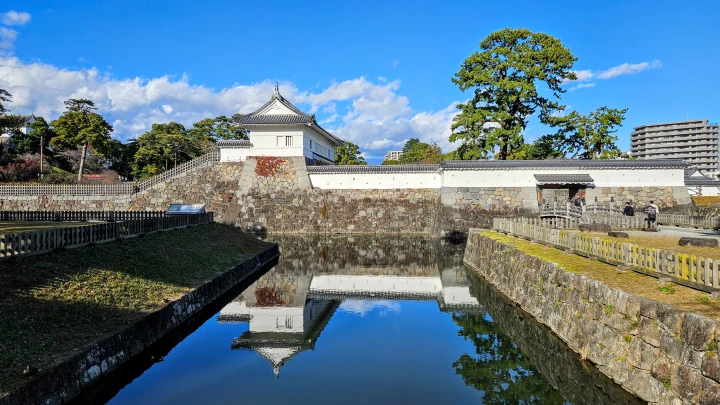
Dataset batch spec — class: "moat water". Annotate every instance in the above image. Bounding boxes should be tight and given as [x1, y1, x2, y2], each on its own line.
[75, 236, 644, 405]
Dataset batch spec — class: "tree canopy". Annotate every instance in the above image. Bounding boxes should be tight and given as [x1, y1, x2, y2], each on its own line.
[549, 106, 628, 159]
[132, 122, 205, 179]
[188, 116, 248, 143]
[399, 139, 444, 164]
[451, 28, 577, 160]
[50, 99, 113, 181]
[334, 141, 367, 165]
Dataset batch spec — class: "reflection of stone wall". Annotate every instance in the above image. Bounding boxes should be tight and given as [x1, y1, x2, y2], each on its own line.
[464, 233, 720, 404]
[268, 235, 444, 277]
[467, 270, 644, 405]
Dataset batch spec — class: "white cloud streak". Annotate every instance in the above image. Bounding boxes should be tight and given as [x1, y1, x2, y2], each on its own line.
[564, 60, 662, 85]
[2, 11, 31, 26]
[0, 27, 18, 52]
[569, 82, 596, 91]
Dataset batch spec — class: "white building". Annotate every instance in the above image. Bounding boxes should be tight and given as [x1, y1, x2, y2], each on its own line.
[0, 114, 36, 143]
[223, 84, 343, 165]
[384, 151, 404, 161]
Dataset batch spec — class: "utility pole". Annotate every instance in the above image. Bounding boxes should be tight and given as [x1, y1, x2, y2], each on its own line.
[39, 135, 44, 180]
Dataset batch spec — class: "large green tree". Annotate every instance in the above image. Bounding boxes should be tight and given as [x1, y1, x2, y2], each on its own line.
[188, 116, 248, 143]
[132, 122, 204, 179]
[550, 106, 628, 159]
[50, 99, 113, 181]
[334, 141, 367, 165]
[451, 28, 577, 160]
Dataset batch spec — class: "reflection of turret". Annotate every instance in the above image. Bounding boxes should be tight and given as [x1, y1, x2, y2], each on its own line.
[227, 299, 339, 380]
[218, 235, 483, 379]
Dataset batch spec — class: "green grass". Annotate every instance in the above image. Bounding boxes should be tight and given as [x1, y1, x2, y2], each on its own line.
[658, 283, 678, 295]
[481, 231, 720, 320]
[0, 223, 271, 395]
[0, 221, 97, 234]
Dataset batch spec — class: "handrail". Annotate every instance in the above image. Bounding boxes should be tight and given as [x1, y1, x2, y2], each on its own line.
[492, 218, 720, 293]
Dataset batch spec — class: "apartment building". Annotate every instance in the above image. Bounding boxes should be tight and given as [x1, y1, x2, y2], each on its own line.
[630, 119, 720, 174]
[384, 150, 404, 161]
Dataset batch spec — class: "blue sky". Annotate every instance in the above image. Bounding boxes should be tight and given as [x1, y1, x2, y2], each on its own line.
[1, 0, 719, 163]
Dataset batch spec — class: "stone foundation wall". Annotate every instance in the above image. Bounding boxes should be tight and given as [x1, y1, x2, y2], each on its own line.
[0, 162, 243, 216]
[464, 232, 720, 404]
[587, 186, 692, 208]
[467, 269, 645, 405]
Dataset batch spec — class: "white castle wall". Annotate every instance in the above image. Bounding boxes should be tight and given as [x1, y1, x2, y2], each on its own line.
[307, 167, 686, 190]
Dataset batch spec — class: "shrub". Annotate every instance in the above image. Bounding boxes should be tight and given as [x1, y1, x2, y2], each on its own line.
[0, 160, 41, 182]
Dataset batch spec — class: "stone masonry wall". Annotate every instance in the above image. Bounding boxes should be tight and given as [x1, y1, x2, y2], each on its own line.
[464, 232, 720, 404]
[0, 162, 243, 216]
[587, 186, 692, 208]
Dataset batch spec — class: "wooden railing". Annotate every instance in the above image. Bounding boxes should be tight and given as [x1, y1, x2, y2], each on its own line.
[657, 214, 720, 229]
[0, 212, 214, 261]
[581, 213, 649, 229]
[540, 202, 623, 218]
[492, 218, 720, 292]
[0, 210, 166, 222]
[0, 150, 220, 196]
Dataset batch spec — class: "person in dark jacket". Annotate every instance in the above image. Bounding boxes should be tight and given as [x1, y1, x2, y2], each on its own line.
[623, 201, 634, 216]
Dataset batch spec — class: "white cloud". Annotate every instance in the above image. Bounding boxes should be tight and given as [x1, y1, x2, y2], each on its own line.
[339, 300, 400, 316]
[0, 27, 18, 52]
[565, 60, 662, 85]
[392, 60, 400, 68]
[569, 82, 596, 91]
[596, 60, 662, 79]
[2, 11, 31, 26]
[0, 56, 460, 159]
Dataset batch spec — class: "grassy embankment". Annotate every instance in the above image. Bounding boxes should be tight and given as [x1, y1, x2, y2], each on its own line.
[482, 231, 720, 320]
[691, 196, 720, 206]
[580, 232, 720, 260]
[0, 223, 271, 395]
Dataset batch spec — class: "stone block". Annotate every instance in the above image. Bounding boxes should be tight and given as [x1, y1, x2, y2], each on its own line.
[672, 364, 704, 403]
[579, 223, 612, 233]
[679, 237, 719, 248]
[682, 313, 717, 352]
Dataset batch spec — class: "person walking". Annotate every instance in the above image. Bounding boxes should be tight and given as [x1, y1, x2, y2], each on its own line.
[623, 201, 634, 216]
[645, 200, 659, 227]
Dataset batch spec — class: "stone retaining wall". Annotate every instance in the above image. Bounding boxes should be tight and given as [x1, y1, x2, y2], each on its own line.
[587, 186, 692, 208]
[464, 232, 720, 404]
[0, 243, 280, 405]
[467, 269, 645, 405]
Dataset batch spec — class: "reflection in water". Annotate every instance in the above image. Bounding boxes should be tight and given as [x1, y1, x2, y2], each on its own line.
[452, 312, 566, 404]
[217, 236, 481, 380]
[93, 235, 642, 405]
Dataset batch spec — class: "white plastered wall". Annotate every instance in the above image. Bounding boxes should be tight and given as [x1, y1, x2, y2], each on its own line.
[442, 168, 686, 188]
[309, 172, 442, 189]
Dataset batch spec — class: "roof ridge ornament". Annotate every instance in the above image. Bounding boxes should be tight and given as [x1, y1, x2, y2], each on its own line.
[273, 82, 280, 99]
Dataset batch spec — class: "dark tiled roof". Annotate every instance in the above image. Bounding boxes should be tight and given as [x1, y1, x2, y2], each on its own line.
[307, 164, 440, 174]
[534, 174, 594, 185]
[233, 114, 314, 125]
[685, 177, 720, 186]
[232, 86, 343, 146]
[216, 139, 252, 148]
[439, 159, 687, 170]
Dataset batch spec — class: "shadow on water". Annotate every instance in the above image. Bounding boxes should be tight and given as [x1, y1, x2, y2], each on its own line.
[66, 256, 279, 405]
[69, 235, 643, 405]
